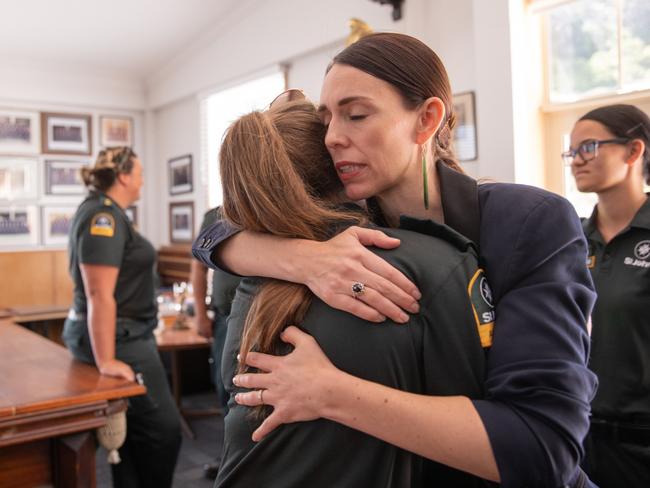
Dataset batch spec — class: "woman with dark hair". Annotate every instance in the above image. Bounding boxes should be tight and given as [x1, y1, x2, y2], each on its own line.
[194, 33, 596, 487]
[215, 98, 491, 487]
[63, 147, 181, 487]
[566, 104, 650, 488]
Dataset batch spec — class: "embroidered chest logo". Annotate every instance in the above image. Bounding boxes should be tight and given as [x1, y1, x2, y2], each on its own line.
[468, 269, 495, 348]
[624, 240, 650, 268]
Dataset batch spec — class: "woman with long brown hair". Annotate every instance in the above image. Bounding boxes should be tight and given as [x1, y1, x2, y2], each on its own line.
[196, 33, 597, 487]
[215, 98, 492, 487]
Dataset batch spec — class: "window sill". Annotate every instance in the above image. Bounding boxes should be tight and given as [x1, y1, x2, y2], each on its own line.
[541, 88, 650, 113]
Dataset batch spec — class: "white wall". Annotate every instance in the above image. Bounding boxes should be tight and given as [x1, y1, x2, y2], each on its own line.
[151, 97, 202, 247]
[146, 0, 404, 109]
[0, 60, 146, 110]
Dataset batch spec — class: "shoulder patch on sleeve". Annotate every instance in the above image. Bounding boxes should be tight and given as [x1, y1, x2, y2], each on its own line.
[467, 269, 495, 348]
[90, 212, 115, 237]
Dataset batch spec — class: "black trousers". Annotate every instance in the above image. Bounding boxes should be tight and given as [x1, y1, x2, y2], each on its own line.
[63, 317, 182, 488]
[582, 426, 650, 488]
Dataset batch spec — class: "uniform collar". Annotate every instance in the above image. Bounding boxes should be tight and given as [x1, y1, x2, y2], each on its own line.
[436, 160, 481, 246]
[629, 193, 650, 230]
[366, 160, 481, 245]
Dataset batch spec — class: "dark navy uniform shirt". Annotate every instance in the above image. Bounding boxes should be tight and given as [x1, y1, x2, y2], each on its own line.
[583, 195, 650, 422]
[193, 164, 598, 488]
[69, 192, 157, 320]
[217, 221, 490, 488]
[198, 208, 241, 316]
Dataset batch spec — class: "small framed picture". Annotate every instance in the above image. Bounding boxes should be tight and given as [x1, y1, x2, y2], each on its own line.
[100, 116, 133, 147]
[169, 201, 194, 243]
[168, 154, 193, 195]
[0, 205, 39, 247]
[41, 112, 92, 155]
[0, 109, 40, 154]
[44, 159, 88, 196]
[0, 157, 38, 200]
[452, 91, 478, 162]
[42, 205, 76, 246]
[125, 205, 138, 226]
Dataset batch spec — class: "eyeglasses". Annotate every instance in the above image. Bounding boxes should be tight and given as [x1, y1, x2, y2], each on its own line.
[561, 138, 629, 165]
[269, 88, 307, 109]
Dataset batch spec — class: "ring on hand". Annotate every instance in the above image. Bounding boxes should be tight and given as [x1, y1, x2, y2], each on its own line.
[351, 281, 366, 299]
[259, 389, 265, 405]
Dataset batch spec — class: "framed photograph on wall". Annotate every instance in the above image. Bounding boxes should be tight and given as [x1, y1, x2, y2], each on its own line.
[44, 159, 88, 196]
[125, 205, 138, 226]
[100, 116, 133, 147]
[168, 154, 193, 195]
[0, 109, 40, 154]
[41, 112, 92, 155]
[0, 157, 38, 200]
[41, 205, 75, 246]
[0, 205, 39, 247]
[169, 201, 194, 243]
[452, 91, 478, 162]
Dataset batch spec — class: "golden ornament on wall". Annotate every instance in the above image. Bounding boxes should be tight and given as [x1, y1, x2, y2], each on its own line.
[346, 18, 373, 46]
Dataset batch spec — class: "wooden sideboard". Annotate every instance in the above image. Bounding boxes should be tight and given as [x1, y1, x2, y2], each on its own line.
[0, 250, 72, 309]
[0, 320, 145, 488]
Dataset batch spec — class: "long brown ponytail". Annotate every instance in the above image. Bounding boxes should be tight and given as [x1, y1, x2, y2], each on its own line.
[219, 100, 366, 417]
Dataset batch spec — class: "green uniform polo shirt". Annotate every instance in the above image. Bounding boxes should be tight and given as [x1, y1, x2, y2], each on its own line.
[68, 192, 157, 320]
[199, 208, 241, 316]
[217, 218, 493, 487]
[583, 194, 650, 421]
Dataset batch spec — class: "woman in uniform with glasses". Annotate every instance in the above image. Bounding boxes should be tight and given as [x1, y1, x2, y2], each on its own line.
[566, 104, 650, 488]
[63, 147, 181, 488]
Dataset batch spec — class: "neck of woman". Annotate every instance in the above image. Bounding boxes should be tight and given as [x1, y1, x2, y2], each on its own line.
[105, 186, 131, 210]
[375, 165, 444, 227]
[596, 181, 647, 242]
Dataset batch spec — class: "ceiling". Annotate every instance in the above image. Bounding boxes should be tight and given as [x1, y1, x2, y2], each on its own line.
[0, 0, 241, 80]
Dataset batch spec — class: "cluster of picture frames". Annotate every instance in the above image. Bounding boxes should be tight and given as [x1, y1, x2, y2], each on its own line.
[0, 108, 135, 247]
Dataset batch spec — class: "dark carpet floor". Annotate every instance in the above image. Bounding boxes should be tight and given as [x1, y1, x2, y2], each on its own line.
[96, 392, 224, 488]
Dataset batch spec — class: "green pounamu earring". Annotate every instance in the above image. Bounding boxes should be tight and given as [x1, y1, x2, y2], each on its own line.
[422, 146, 429, 209]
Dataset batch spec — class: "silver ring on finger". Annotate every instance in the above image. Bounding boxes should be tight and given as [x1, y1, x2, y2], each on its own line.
[351, 281, 366, 299]
[259, 389, 265, 404]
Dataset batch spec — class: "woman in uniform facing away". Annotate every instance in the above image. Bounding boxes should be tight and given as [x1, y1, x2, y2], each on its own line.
[566, 104, 650, 488]
[215, 98, 492, 487]
[63, 147, 181, 488]
[194, 33, 597, 488]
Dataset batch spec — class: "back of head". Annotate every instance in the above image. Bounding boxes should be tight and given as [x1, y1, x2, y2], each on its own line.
[580, 104, 650, 184]
[220, 99, 360, 240]
[331, 32, 462, 173]
[219, 99, 366, 405]
[81, 146, 137, 192]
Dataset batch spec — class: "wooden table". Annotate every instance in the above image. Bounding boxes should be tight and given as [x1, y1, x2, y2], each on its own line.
[5, 304, 69, 345]
[2, 304, 219, 440]
[0, 320, 145, 488]
[155, 323, 221, 439]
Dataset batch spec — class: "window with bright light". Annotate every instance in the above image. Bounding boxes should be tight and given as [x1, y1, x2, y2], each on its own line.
[200, 70, 285, 208]
[545, 0, 650, 103]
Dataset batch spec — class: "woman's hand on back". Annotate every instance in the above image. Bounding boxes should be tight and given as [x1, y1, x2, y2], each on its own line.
[301, 226, 420, 324]
[233, 326, 339, 441]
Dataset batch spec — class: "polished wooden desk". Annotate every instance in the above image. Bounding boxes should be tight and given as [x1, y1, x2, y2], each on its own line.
[0, 320, 145, 488]
[155, 323, 220, 439]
